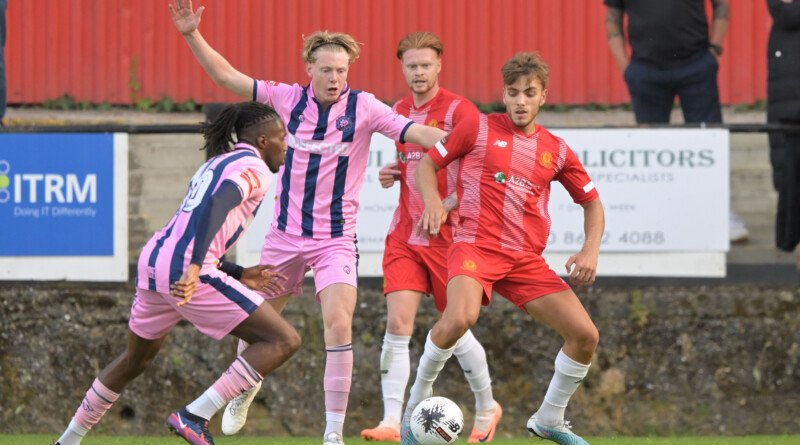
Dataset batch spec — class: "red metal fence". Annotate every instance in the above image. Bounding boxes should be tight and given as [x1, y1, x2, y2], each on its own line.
[8, 0, 772, 106]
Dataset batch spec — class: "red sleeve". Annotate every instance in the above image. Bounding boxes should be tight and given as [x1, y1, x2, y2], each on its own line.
[556, 147, 600, 204]
[452, 99, 480, 126]
[428, 113, 480, 169]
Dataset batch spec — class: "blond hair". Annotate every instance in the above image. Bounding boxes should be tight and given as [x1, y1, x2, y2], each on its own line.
[396, 31, 443, 60]
[501, 52, 550, 88]
[302, 31, 361, 64]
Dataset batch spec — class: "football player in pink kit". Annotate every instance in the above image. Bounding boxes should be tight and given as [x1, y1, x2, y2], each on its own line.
[402, 53, 604, 445]
[360, 32, 501, 443]
[169, 2, 447, 444]
[53, 102, 300, 445]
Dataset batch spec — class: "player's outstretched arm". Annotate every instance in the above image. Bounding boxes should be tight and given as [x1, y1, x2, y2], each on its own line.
[403, 123, 447, 149]
[169, 0, 253, 99]
[565, 198, 605, 287]
[415, 155, 446, 238]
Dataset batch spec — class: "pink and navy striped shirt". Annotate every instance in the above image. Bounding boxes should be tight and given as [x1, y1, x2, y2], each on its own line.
[254, 80, 413, 239]
[136, 143, 272, 292]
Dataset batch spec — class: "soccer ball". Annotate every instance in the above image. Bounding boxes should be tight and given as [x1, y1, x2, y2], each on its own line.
[409, 397, 464, 444]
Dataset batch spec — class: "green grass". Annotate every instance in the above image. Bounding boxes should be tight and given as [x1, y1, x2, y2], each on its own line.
[5, 436, 800, 445]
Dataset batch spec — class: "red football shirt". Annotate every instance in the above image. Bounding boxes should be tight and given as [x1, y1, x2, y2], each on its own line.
[386, 88, 479, 246]
[428, 113, 600, 254]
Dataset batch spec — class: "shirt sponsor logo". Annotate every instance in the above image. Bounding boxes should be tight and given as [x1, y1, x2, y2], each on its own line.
[539, 151, 554, 169]
[493, 139, 508, 148]
[398, 152, 407, 163]
[336, 115, 354, 132]
[461, 260, 477, 272]
[493, 172, 506, 184]
[288, 134, 350, 155]
[508, 175, 539, 192]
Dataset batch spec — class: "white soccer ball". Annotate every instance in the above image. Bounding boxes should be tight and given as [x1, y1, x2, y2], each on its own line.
[409, 396, 464, 444]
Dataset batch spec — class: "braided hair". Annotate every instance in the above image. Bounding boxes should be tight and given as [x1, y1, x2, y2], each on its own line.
[200, 102, 280, 156]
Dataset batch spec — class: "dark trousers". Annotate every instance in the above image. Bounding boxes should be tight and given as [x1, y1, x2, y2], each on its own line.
[624, 51, 722, 124]
[776, 131, 800, 252]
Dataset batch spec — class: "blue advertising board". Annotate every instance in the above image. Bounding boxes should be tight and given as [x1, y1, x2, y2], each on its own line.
[0, 133, 115, 256]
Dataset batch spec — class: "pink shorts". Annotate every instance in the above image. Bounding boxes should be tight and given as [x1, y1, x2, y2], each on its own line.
[260, 229, 359, 299]
[128, 269, 264, 341]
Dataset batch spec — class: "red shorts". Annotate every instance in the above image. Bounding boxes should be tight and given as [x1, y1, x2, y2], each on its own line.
[382, 234, 449, 312]
[447, 242, 570, 309]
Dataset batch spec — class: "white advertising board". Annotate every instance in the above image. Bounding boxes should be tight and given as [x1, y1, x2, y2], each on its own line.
[239, 129, 729, 278]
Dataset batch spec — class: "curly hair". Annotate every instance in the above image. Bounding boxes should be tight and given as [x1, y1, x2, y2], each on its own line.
[199, 102, 280, 156]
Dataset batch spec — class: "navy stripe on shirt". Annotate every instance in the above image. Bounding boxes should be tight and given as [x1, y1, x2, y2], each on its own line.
[168, 152, 257, 286]
[276, 146, 295, 231]
[341, 91, 360, 143]
[287, 86, 309, 135]
[313, 100, 331, 140]
[330, 156, 349, 237]
[200, 275, 258, 314]
[301, 153, 322, 237]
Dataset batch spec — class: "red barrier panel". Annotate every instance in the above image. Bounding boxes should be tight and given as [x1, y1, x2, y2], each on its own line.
[7, 0, 771, 105]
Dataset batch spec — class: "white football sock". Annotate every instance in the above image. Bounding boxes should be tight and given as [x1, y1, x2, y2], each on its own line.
[56, 420, 87, 445]
[454, 329, 496, 430]
[324, 412, 345, 437]
[408, 332, 455, 409]
[380, 332, 411, 427]
[186, 387, 226, 420]
[537, 349, 590, 426]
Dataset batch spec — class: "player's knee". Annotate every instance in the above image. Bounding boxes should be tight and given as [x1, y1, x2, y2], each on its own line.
[574, 324, 600, 354]
[440, 314, 475, 341]
[386, 315, 414, 336]
[284, 328, 303, 355]
[276, 326, 302, 358]
[325, 318, 352, 341]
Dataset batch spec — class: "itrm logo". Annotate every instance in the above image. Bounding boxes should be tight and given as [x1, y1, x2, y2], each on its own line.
[0, 160, 9, 203]
[0, 159, 97, 205]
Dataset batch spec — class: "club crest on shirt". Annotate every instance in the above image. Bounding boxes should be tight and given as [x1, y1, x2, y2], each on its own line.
[461, 260, 477, 272]
[336, 115, 354, 132]
[539, 151, 554, 169]
[494, 172, 507, 184]
[427, 119, 439, 128]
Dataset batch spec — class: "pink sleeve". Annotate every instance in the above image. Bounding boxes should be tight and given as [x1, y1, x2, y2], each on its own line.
[253, 80, 296, 110]
[222, 159, 270, 202]
[367, 95, 414, 142]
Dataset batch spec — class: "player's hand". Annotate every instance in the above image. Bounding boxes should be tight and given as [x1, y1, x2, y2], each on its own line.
[565, 249, 598, 287]
[168, 0, 205, 35]
[378, 162, 401, 188]
[417, 199, 447, 238]
[240, 264, 288, 296]
[171, 263, 201, 306]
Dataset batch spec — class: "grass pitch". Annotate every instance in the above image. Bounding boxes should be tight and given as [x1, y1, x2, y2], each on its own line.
[5, 435, 800, 445]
